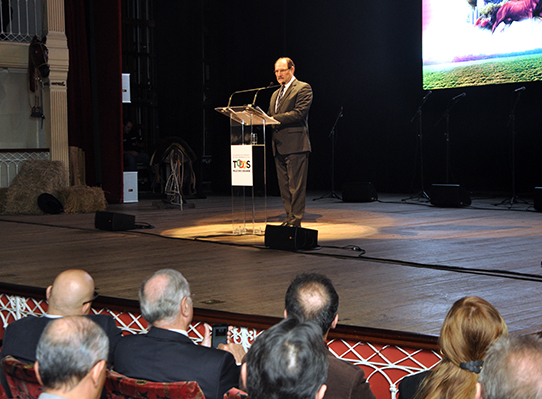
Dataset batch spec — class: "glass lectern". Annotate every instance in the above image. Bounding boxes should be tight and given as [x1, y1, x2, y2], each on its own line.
[215, 105, 280, 235]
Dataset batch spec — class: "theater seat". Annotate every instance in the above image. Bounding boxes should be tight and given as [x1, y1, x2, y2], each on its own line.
[1, 356, 42, 399]
[223, 387, 248, 399]
[106, 370, 205, 399]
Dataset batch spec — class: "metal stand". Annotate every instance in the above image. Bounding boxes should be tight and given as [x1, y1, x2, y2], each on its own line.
[496, 87, 528, 208]
[403, 91, 432, 201]
[437, 92, 465, 183]
[314, 106, 343, 201]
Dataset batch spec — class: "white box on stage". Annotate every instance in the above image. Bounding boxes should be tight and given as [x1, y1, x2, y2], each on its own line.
[123, 172, 138, 203]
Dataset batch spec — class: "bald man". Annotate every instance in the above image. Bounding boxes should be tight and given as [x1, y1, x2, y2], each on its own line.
[1, 269, 121, 364]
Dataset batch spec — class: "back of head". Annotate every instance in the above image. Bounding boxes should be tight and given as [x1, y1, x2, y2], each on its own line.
[284, 273, 339, 335]
[139, 269, 191, 325]
[416, 296, 508, 399]
[48, 269, 95, 315]
[245, 317, 328, 399]
[479, 335, 542, 399]
[36, 316, 109, 391]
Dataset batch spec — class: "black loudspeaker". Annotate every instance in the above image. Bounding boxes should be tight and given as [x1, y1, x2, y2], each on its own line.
[534, 187, 542, 211]
[342, 182, 378, 202]
[430, 184, 471, 207]
[94, 211, 135, 231]
[265, 225, 318, 250]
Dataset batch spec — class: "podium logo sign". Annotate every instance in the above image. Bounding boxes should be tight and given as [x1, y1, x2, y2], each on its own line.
[231, 145, 253, 186]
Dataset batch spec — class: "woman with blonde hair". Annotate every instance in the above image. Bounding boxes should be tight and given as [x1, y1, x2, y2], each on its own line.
[398, 296, 508, 399]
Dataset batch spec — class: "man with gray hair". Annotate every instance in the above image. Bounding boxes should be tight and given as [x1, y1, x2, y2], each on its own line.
[35, 316, 109, 399]
[475, 334, 542, 399]
[113, 269, 241, 399]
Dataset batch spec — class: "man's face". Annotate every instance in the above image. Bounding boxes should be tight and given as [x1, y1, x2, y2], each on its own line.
[275, 59, 294, 86]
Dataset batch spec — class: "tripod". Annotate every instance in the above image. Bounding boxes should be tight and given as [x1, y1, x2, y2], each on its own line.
[314, 106, 343, 201]
[403, 91, 432, 201]
[497, 86, 528, 207]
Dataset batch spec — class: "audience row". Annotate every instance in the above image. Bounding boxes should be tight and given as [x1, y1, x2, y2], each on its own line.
[1, 269, 541, 399]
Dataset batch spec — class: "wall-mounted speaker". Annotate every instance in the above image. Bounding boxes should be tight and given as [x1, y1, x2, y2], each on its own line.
[342, 182, 378, 202]
[265, 225, 318, 250]
[430, 184, 471, 207]
[95, 211, 135, 231]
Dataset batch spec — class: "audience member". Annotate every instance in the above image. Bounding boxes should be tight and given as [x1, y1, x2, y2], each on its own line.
[1, 269, 122, 364]
[113, 269, 241, 399]
[398, 296, 508, 399]
[475, 334, 542, 399]
[284, 273, 376, 399]
[35, 316, 109, 399]
[242, 317, 328, 399]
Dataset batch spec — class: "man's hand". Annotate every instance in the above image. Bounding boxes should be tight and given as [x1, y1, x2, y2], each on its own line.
[218, 342, 246, 365]
[201, 323, 212, 347]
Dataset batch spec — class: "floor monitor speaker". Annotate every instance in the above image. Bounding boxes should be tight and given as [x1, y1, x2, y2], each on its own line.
[342, 182, 378, 202]
[95, 211, 135, 231]
[534, 187, 542, 211]
[430, 184, 471, 207]
[265, 225, 318, 250]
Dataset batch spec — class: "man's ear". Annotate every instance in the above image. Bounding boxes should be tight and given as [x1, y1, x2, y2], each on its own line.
[474, 382, 483, 399]
[45, 286, 52, 302]
[331, 314, 339, 329]
[315, 384, 327, 399]
[90, 360, 107, 386]
[34, 361, 44, 386]
[81, 302, 92, 316]
[283, 309, 288, 319]
[181, 296, 191, 317]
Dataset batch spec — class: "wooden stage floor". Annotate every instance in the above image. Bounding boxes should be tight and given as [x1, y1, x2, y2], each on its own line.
[1, 192, 542, 337]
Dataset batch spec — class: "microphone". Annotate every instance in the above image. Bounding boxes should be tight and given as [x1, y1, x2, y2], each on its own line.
[515, 86, 526, 92]
[452, 92, 466, 101]
[339, 106, 343, 117]
[227, 83, 280, 107]
[423, 90, 432, 101]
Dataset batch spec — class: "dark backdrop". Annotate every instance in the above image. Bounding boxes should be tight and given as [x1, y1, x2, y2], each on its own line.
[152, 0, 542, 195]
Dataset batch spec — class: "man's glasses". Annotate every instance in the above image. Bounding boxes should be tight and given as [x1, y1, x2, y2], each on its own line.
[82, 291, 99, 305]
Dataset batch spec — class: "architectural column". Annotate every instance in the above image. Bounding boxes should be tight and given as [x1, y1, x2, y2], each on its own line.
[43, 0, 69, 176]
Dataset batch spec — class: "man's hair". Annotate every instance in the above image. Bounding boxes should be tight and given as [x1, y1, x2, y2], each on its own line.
[36, 316, 108, 390]
[139, 269, 191, 324]
[479, 335, 542, 399]
[285, 273, 339, 335]
[276, 57, 295, 69]
[245, 317, 328, 399]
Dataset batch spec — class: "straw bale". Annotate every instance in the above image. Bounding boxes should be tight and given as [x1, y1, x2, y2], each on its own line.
[3, 160, 68, 215]
[56, 186, 107, 214]
[0, 188, 8, 214]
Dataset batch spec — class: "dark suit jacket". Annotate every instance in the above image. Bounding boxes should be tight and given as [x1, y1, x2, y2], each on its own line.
[398, 370, 430, 399]
[268, 78, 313, 156]
[0, 314, 122, 364]
[113, 327, 239, 399]
[326, 354, 376, 399]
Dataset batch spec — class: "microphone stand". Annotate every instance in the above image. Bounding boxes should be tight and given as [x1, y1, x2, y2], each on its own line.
[314, 106, 343, 201]
[227, 83, 279, 107]
[435, 93, 464, 184]
[496, 87, 528, 208]
[403, 91, 432, 202]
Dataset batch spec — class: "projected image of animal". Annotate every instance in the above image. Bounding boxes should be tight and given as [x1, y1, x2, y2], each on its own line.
[475, 0, 542, 31]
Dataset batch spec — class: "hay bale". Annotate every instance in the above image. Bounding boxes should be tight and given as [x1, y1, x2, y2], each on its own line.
[56, 185, 107, 214]
[0, 187, 8, 214]
[4, 160, 68, 215]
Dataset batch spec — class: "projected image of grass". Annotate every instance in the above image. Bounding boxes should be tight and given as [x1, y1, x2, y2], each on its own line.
[423, 54, 542, 89]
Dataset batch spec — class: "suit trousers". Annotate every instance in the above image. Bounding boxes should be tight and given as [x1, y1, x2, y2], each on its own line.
[274, 151, 309, 225]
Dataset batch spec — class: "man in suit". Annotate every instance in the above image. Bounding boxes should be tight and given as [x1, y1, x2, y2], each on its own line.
[268, 57, 313, 227]
[284, 273, 376, 399]
[1, 269, 122, 364]
[475, 335, 542, 399]
[35, 316, 109, 399]
[242, 317, 328, 399]
[113, 269, 241, 399]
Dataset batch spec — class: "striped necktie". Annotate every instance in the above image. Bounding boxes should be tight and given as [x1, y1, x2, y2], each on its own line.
[275, 85, 286, 113]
